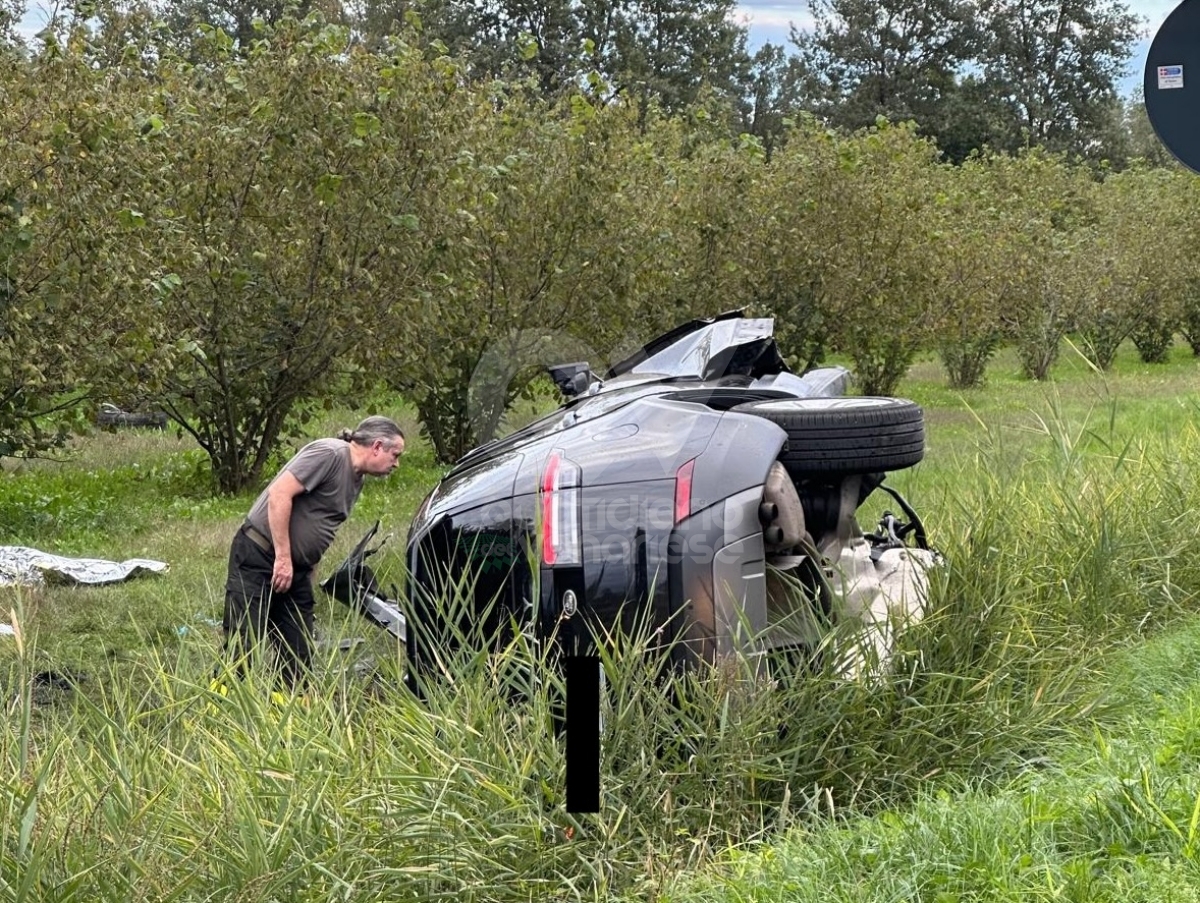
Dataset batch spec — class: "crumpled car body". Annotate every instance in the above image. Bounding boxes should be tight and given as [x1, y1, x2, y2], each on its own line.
[359, 312, 937, 690]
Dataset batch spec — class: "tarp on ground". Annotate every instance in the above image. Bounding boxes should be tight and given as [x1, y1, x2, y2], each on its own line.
[0, 546, 168, 588]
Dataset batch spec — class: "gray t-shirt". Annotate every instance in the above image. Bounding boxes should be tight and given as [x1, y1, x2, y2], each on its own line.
[246, 438, 364, 569]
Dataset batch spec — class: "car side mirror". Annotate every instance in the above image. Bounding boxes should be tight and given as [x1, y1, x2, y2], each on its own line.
[547, 362, 595, 398]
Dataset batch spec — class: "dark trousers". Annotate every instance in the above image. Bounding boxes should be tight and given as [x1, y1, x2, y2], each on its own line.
[223, 527, 315, 689]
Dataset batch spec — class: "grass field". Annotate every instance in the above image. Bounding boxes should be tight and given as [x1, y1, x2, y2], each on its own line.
[3, 339, 1200, 901]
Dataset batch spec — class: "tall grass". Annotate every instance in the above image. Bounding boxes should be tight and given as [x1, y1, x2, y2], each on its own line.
[660, 620, 1200, 903]
[4, 367, 1200, 899]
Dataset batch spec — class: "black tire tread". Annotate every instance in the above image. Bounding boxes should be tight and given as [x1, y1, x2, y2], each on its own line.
[732, 397, 925, 474]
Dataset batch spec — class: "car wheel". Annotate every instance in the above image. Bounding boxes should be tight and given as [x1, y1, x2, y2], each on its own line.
[731, 397, 925, 474]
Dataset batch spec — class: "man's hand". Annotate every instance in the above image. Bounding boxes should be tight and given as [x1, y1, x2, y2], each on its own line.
[272, 555, 294, 592]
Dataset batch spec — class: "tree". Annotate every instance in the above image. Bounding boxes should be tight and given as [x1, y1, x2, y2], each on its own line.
[733, 42, 808, 156]
[979, 149, 1097, 380]
[0, 0, 25, 47]
[930, 158, 1016, 388]
[0, 185, 82, 458]
[352, 0, 753, 116]
[923, 74, 1014, 163]
[976, 0, 1140, 157]
[1176, 177, 1200, 356]
[121, 20, 451, 491]
[159, 0, 325, 51]
[601, 0, 749, 115]
[384, 84, 659, 462]
[789, 121, 943, 395]
[370, 0, 582, 94]
[1074, 167, 1186, 369]
[790, 0, 1142, 162]
[0, 39, 167, 459]
[1123, 90, 1176, 168]
[733, 119, 839, 371]
[792, 0, 981, 139]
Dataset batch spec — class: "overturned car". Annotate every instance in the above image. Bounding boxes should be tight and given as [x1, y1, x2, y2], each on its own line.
[331, 313, 939, 689]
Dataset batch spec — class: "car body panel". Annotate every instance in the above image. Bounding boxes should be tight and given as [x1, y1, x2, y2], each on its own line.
[396, 312, 932, 692]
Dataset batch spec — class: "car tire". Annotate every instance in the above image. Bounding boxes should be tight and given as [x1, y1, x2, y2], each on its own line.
[731, 397, 925, 474]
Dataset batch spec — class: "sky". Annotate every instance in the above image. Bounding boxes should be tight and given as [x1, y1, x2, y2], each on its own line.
[736, 0, 1182, 96]
[735, 1, 809, 49]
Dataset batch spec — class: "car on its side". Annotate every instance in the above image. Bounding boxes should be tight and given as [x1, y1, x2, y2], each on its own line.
[337, 312, 939, 694]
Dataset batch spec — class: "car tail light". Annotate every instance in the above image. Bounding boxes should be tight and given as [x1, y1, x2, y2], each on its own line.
[541, 450, 581, 566]
[674, 458, 696, 525]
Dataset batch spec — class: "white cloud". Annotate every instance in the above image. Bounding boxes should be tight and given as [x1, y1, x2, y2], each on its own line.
[736, 2, 814, 32]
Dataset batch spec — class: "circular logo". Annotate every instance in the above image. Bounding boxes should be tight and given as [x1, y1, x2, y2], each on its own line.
[562, 589, 578, 619]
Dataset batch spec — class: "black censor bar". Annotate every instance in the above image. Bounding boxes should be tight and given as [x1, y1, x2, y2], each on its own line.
[565, 655, 601, 813]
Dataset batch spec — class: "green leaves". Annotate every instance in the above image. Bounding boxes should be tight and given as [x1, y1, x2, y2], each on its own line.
[389, 213, 420, 232]
[138, 114, 165, 137]
[351, 111, 381, 140]
[0, 9, 1189, 474]
[314, 173, 343, 204]
[117, 208, 146, 228]
[796, 0, 1138, 162]
[517, 32, 538, 62]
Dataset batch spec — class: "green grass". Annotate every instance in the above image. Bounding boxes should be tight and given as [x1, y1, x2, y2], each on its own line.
[1, 339, 1200, 900]
[901, 339, 1200, 453]
[659, 621, 1200, 903]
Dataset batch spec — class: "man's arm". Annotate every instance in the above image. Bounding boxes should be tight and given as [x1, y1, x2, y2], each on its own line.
[266, 471, 307, 592]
